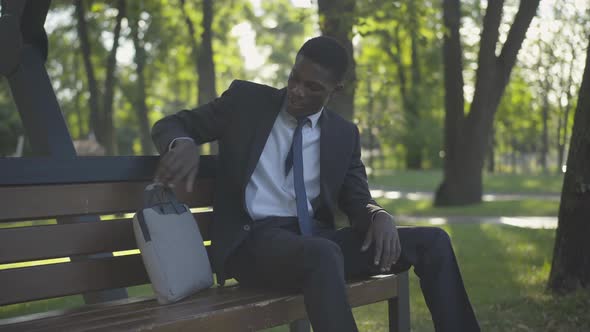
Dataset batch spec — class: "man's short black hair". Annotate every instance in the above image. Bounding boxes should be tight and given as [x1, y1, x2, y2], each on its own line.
[296, 36, 348, 83]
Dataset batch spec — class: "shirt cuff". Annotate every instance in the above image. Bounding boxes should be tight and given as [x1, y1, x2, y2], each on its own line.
[168, 137, 195, 151]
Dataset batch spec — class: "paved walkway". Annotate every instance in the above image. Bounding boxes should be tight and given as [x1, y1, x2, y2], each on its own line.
[369, 187, 559, 229]
[369, 187, 560, 201]
[395, 215, 558, 229]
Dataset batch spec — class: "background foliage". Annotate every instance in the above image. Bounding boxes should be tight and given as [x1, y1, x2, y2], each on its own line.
[0, 0, 585, 177]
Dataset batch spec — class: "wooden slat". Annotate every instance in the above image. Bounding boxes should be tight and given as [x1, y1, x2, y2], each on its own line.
[0, 255, 149, 306]
[0, 155, 217, 186]
[0, 212, 213, 264]
[0, 180, 214, 222]
[0, 275, 398, 332]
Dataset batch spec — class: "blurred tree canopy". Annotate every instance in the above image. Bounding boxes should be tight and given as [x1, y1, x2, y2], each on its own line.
[0, 0, 587, 185]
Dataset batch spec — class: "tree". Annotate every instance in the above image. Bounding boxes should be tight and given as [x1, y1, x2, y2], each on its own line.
[179, 0, 217, 106]
[552, 3, 589, 172]
[380, 1, 426, 170]
[317, 0, 356, 121]
[129, 4, 155, 155]
[75, 0, 126, 155]
[548, 36, 590, 293]
[102, 0, 126, 155]
[355, 0, 445, 170]
[179, 0, 218, 153]
[435, 0, 540, 206]
[249, 0, 315, 87]
[74, 0, 101, 144]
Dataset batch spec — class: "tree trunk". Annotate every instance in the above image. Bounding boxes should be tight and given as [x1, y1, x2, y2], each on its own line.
[102, 0, 126, 155]
[74, 52, 85, 139]
[558, 57, 575, 171]
[131, 14, 155, 155]
[556, 106, 564, 171]
[383, 25, 422, 170]
[540, 88, 549, 172]
[435, 0, 540, 206]
[487, 125, 495, 173]
[197, 0, 216, 106]
[75, 0, 102, 144]
[198, 0, 218, 154]
[317, 0, 356, 121]
[407, 0, 423, 170]
[548, 37, 590, 293]
[511, 137, 517, 174]
[537, 42, 551, 173]
[561, 102, 572, 167]
[367, 76, 375, 179]
[180, 0, 218, 154]
[436, 0, 468, 205]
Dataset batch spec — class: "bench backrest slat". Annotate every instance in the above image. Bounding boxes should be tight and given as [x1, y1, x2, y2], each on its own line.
[0, 255, 149, 306]
[0, 180, 214, 222]
[0, 212, 213, 265]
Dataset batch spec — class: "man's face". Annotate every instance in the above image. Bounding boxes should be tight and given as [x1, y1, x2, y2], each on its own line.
[286, 55, 339, 117]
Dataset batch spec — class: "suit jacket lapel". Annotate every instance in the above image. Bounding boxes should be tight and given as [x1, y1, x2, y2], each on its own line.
[242, 88, 286, 188]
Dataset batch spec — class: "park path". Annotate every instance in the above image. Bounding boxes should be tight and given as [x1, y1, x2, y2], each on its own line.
[369, 187, 560, 201]
[369, 187, 559, 229]
[395, 215, 558, 229]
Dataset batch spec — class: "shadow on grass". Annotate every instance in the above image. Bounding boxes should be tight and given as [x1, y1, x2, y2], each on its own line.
[378, 198, 559, 217]
[357, 223, 558, 332]
[444, 223, 583, 332]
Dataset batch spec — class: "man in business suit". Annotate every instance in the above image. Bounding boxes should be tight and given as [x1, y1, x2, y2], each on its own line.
[152, 36, 479, 331]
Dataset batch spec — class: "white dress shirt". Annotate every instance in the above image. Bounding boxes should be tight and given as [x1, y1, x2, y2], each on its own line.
[245, 103, 322, 221]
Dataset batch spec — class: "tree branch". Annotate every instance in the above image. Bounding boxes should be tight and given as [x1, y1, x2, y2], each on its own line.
[496, 0, 540, 88]
[476, 0, 504, 73]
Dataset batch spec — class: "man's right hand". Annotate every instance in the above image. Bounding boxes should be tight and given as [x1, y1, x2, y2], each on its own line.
[155, 139, 200, 192]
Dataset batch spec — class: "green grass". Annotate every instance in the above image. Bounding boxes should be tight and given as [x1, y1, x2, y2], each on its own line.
[371, 170, 564, 194]
[350, 223, 590, 332]
[377, 198, 560, 217]
[3, 224, 588, 331]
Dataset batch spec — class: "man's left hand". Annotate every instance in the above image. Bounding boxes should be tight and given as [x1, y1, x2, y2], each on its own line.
[361, 211, 401, 273]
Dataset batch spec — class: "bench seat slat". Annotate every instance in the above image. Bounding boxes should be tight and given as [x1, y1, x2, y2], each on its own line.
[0, 180, 214, 222]
[0, 275, 398, 332]
[0, 213, 213, 264]
[0, 255, 149, 306]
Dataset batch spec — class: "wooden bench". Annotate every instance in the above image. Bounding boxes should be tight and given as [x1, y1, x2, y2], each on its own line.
[0, 156, 410, 331]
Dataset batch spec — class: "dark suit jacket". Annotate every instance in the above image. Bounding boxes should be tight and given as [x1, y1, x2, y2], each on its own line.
[151, 80, 383, 284]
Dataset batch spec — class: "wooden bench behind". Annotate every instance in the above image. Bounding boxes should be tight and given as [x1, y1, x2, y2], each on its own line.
[0, 156, 217, 306]
[0, 156, 409, 331]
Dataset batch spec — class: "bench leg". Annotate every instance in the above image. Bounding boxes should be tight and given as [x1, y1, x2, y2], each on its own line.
[289, 319, 310, 332]
[389, 271, 410, 332]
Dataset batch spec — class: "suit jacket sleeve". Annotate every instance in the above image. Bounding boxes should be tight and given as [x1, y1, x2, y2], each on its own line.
[337, 124, 384, 231]
[151, 80, 242, 154]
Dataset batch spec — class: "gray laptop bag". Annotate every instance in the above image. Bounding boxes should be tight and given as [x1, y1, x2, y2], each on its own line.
[133, 183, 213, 304]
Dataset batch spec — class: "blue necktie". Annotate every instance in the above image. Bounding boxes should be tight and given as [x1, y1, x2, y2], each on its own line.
[285, 117, 313, 236]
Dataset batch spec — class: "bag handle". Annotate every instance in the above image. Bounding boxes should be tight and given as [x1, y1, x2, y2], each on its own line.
[143, 183, 187, 214]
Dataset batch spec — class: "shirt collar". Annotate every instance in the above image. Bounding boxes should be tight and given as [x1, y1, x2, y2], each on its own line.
[280, 98, 323, 129]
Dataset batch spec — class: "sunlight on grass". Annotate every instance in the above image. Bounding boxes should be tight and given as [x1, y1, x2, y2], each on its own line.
[372, 170, 564, 194]
[378, 198, 559, 217]
[350, 223, 588, 332]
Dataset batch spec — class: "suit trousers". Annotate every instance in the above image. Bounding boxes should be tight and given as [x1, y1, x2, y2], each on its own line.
[225, 217, 480, 332]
